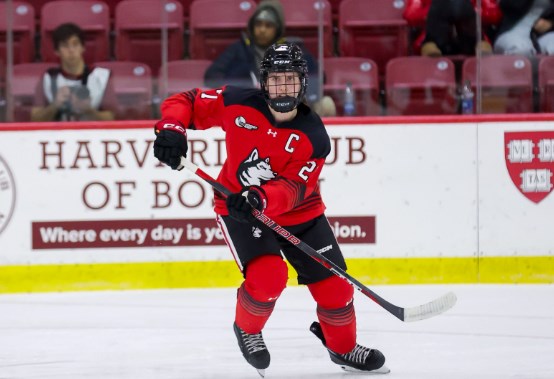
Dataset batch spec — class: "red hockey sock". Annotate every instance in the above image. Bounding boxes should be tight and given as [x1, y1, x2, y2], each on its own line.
[235, 255, 288, 334]
[308, 275, 356, 354]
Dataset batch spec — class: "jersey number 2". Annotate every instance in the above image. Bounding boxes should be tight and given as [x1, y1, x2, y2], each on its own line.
[298, 161, 316, 181]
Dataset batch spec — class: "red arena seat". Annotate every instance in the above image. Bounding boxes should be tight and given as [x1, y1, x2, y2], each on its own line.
[96, 61, 153, 120]
[339, 0, 409, 78]
[101, 0, 192, 19]
[158, 59, 212, 100]
[12, 62, 57, 122]
[462, 55, 533, 114]
[386, 57, 457, 115]
[538, 56, 554, 113]
[0, 1, 35, 65]
[324, 57, 380, 116]
[115, 0, 184, 75]
[189, 0, 256, 59]
[40, 0, 110, 63]
[278, 0, 334, 57]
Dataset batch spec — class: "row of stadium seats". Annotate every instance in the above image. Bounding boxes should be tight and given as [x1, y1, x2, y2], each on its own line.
[9, 55, 554, 122]
[11, 0, 347, 22]
[1, 0, 406, 74]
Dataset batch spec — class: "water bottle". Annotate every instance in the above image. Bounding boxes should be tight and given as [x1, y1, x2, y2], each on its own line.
[460, 80, 474, 115]
[343, 82, 356, 116]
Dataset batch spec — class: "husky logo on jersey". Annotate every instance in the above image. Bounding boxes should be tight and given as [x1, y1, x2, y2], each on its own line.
[237, 148, 276, 186]
[235, 116, 258, 130]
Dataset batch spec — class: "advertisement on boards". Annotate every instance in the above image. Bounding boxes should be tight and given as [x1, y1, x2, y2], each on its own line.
[0, 127, 381, 265]
[1, 120, 552, 267]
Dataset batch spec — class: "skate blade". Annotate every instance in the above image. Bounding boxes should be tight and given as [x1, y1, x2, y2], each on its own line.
[340, 364, 391, 375]
[256, 368, 265, 377]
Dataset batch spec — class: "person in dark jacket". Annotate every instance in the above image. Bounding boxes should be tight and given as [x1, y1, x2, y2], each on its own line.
[204, 0, 336, 116]
[494, 0, 554, 56]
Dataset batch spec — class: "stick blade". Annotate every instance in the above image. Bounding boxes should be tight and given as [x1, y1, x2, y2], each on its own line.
[403, 292, 457, 322]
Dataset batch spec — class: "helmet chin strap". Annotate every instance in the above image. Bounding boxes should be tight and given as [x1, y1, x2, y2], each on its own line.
[268, 96, 298, 113]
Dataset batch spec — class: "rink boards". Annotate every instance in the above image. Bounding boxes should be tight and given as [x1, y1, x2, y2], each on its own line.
[0, 116, 553, 292]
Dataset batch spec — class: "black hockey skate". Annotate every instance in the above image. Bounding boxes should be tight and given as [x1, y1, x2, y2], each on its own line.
[310, 321, 390, 374]
[233, 322, 270, 377]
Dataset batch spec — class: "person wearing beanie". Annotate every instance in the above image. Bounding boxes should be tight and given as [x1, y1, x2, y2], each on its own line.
[204, 0, 336, 116]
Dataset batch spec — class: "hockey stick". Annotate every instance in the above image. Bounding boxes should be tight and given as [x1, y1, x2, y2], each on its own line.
[178, 157, 457, 322]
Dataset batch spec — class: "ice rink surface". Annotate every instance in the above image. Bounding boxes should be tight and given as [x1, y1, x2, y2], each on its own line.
[1, 284, 553, 379]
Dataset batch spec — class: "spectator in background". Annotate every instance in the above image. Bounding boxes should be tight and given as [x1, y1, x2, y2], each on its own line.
[204, 0, 336, 116]
[494, 0, 554, 56]
[404, 0, 501, 56]
[31, 23, 116, 122]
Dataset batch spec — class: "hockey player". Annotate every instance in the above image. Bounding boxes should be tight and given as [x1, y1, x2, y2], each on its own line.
[153, 42, 389, 376]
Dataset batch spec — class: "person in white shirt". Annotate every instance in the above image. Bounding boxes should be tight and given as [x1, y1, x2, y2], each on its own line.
[31, 23, 116, 121]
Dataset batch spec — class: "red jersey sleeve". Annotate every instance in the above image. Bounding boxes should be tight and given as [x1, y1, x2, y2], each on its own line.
[262, 158, 324, 217]
[161, 87, 227, 131]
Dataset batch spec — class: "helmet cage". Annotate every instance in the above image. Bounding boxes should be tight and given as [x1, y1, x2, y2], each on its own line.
[260, 44, 308, 113]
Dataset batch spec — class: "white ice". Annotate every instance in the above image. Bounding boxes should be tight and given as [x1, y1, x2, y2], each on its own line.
[1, 284, 553, 379]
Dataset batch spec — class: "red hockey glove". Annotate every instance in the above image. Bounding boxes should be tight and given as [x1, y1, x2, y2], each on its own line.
[153, 118, 188, 170]
[226, 186, 267, 223]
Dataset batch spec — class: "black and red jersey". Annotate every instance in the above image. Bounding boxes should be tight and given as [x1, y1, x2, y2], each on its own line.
[161, 86, 331, 226]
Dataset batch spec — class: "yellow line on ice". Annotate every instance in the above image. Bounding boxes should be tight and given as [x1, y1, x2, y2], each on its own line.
[0, 256, 552, 293]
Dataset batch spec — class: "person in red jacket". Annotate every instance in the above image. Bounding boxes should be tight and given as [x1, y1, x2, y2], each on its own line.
[403, 0, 502, 56]
[152, 42, 390, 376]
